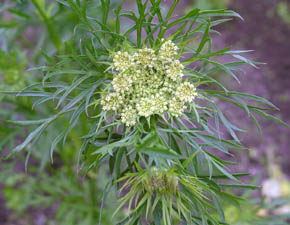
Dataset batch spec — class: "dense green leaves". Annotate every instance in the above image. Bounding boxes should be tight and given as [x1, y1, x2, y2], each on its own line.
[1, 1, 289, 225]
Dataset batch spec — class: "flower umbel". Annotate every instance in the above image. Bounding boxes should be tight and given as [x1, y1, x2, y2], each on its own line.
[115, 167, 207, 225]
[101, 40, 197, 126]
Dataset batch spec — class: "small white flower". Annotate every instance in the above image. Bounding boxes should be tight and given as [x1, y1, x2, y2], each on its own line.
[159, 40, 178, 61]
[113, 51, 133, 72]
[168, 98, 186, 117]
[176, 82, 197, 102]
[134, 48, 156, 66]
[262, 179, 281, 199]
[164, 60, 184, 81]
[112, 73, 133, 93]
[101, 92, 123, 111]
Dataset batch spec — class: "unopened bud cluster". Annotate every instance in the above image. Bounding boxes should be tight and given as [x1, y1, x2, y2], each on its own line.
[101, 40, 197, 126]
[144, 167, 178, 195]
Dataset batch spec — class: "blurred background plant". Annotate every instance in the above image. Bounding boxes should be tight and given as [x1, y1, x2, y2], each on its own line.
[1, 161, 118, 225]
[0, 0, 290, 225]
[0, 0, 120, 224]
[277, 1, 290, 25]
[192, 0, 229, 10]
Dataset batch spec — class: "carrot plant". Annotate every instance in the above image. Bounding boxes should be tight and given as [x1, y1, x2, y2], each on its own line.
[2, 1, 290, 225]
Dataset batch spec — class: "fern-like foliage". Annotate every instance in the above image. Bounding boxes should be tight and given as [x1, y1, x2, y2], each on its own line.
[2, 1, 289, 225]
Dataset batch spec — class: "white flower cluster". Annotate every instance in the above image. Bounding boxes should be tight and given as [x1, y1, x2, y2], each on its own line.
[159, 40, 178, 61]
[101, 40, 197, 126]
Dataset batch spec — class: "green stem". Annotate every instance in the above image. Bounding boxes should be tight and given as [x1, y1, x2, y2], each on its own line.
[31, 0, 61, 49]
